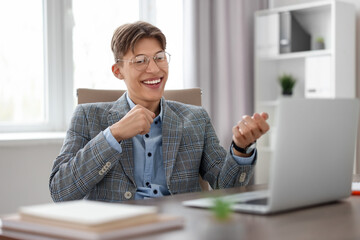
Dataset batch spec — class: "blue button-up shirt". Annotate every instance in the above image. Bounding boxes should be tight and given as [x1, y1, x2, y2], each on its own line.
[103, 92, 255, 200]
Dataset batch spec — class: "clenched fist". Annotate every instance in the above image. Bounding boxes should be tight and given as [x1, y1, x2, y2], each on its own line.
[110, 105, 156, 142]
[232, 112, 270, 157]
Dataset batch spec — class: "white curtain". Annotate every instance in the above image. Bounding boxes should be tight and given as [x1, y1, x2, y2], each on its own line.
[183, 0, 269, 148]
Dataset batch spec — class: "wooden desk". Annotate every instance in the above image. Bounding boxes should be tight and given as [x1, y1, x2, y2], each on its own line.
[1, 185, 360, 240]
[128, 184, 360, 240]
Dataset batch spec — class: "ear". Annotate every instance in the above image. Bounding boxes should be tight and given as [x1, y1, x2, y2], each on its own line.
[112, 64, 124, 80]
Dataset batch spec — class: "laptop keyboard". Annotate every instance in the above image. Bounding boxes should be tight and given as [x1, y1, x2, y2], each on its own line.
[244, 198, 268, 205]
[221, 190, 269, 204]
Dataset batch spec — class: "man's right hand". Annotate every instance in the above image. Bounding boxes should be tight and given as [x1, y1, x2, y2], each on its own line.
[109, 105, 155, 142]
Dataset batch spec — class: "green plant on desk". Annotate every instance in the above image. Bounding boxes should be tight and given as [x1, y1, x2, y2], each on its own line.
[211, 198, 234, 221]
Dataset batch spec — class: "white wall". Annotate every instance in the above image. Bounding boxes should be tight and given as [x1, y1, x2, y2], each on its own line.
[0, 142, 61, 215]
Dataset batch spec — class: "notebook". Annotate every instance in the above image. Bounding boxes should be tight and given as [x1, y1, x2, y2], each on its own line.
[183, 98, 360, 214]
[1, 200, 184, 240]
[17, 200, 158, 231]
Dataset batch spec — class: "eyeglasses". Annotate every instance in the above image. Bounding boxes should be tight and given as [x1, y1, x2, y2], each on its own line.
[116, 51, 171, 71]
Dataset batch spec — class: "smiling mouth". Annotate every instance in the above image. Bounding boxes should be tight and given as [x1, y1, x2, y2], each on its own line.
[142, 78, 162, 85]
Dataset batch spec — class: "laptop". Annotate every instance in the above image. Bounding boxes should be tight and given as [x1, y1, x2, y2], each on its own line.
[183, 98, 360, 214]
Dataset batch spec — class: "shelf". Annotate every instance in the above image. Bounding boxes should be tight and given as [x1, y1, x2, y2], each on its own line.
[254, 0, 356, 187]
[258, 49, 331, 61]
[257, 97, 310, 107]
[257, 100, 279, 107]
[257, 0, 332, 16]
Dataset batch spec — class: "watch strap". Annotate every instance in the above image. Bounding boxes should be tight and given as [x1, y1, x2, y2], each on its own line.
[232, 140, 255, 154]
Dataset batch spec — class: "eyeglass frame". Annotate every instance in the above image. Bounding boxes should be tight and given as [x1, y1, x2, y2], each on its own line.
[115, 51, 171, 71]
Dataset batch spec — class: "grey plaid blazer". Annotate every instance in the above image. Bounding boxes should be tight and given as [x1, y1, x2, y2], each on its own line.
[49, 94, 256, 202]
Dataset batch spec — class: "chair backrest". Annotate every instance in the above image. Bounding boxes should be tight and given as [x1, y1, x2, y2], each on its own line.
[77, 88, 211, 191]
[77, 88, 202, 106]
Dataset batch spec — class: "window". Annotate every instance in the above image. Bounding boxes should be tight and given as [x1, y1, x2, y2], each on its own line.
[153, 0, 184, 89]
[0, 0, 184, 133]
[0, 0, 45, 129]
[72, 0, 183, 91]
[72, 0, 139, 90]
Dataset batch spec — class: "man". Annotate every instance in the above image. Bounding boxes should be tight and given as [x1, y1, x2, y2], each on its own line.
[49, 21, 269, 202]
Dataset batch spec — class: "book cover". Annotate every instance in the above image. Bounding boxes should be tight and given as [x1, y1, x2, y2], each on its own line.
[1, 214, 184, 240]
[18, 200, 158, 232]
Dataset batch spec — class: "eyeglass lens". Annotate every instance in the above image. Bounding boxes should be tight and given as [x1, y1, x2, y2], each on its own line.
[133, 52, 170, 71]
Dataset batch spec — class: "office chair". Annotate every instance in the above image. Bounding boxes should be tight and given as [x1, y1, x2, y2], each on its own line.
[77, 88, 202, 106]
[77, 88, 211, 191]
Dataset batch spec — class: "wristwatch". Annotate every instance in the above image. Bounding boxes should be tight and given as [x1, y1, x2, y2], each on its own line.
[232, 140, 256, 154]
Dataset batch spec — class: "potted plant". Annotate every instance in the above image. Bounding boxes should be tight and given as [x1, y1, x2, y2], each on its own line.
[314, 37, 325, 50]
[278, 73, 296, 96]
[211, 198, 233, 221]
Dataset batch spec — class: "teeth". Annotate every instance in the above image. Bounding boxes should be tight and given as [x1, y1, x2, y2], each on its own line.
[143, 79, 161, 84]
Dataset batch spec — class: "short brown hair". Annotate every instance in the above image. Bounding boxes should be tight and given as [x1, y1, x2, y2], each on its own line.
[111, 21, 166, 62]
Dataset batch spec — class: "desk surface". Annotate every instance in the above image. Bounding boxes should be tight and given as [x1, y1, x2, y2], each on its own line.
[1, 184, 360, 240]
[130, 184, 360, 240]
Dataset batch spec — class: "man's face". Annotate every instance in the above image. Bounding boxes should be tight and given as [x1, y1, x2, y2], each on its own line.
[112, 38, 168, 107]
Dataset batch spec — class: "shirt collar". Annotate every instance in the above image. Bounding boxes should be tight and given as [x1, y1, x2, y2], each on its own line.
[125, 92, 163, 121]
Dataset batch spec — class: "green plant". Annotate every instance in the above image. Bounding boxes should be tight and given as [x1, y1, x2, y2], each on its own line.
[316, 37, 324, 44]
[278, 73, 296, 95]
[211, 198, 233, 221]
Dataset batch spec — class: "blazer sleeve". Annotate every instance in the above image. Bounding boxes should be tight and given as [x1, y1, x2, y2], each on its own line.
[49, 105, 120, 202]
[200, 110, 256, 189]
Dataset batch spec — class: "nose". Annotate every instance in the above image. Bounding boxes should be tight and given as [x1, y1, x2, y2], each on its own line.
[145, 58, 160, 73]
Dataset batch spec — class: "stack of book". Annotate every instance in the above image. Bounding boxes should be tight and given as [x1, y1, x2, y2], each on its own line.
[0, 200, 183, 240]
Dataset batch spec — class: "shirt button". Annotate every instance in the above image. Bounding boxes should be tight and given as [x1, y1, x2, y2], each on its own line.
[124, 191, 132, 199]
[154, 121, 158, 124]
[147, 152, 152, 157]
[146, 182, 150, 186]
[153, 189, 158, 194]
[145, 134, 149, 138]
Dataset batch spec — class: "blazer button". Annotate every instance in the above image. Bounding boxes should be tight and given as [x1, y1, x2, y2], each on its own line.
[124, 191, 132, 199]
[239, 172, 246, 183]
[105, 162, 111, 167]
[98, 169, 104, 176]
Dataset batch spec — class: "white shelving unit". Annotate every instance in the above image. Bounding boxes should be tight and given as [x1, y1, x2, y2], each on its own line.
[254, 0, 356, 184]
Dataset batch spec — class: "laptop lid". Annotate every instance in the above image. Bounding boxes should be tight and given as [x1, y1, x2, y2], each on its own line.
[267, 98, 359, 213]
[183, 98, 359, 214]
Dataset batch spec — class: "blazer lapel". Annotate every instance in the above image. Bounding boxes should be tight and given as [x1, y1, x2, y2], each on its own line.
[162, 99, 183, 186]
[107, 94, 136, 185]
